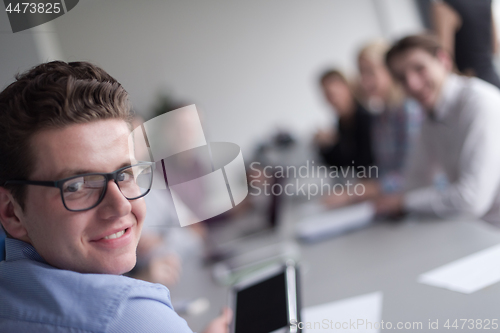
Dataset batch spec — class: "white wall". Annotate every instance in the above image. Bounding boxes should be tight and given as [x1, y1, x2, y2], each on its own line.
[493, 0, 500, 70]
[375, 0, 423, 40]
[0, 8, 65, 94]
[2, 0, 423, 157]
[0, 11, 40, 89]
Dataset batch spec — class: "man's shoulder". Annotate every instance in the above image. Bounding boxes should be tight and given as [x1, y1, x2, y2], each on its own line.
[0, 259, 172, 332]
[450, 75, 500, 123]
[462, 76, 500, 104]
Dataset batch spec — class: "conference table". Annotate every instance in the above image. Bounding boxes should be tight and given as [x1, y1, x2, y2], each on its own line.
[169, 196, 500, 332]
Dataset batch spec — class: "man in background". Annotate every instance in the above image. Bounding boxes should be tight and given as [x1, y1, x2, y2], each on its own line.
[376, 34, 500, 224]
[432, 0, 500, 88]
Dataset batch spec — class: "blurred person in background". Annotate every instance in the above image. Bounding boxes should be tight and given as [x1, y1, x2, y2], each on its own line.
[129, 187, 205, 286]
[324, 42, 422, 208]
[358, 41, 422, 194]
[315, 70, 374, 207]
[432, 0, 500, 88]
[376, 34, 500, 224]
[128, 115, 206, 286]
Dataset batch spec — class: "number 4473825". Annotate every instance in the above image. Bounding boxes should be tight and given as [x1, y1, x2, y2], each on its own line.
[444, 319, 498, 330]
[5, 3, 61, 14]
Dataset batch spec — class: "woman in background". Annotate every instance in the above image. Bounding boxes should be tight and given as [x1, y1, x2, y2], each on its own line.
[358, 40, 422, 195]
[316, 69, 374, 175]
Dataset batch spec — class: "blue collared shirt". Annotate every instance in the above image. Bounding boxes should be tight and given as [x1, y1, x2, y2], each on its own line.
[0, 238, 194, 333]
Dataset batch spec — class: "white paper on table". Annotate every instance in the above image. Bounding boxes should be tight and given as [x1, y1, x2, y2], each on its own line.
[418, 243, 500, 294]
[300, 292, 383, 333]
[296, 202, 375, 242]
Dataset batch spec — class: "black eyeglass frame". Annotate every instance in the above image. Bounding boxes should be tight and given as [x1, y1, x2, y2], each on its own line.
[2, 162, 155, 212]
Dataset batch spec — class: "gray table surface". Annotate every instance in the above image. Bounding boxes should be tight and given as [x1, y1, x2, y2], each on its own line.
[169, 197, 500, 332]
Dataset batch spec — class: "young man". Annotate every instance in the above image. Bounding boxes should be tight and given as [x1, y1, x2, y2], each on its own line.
[0, 61, 230, 332]
[376, 34, 500, 224]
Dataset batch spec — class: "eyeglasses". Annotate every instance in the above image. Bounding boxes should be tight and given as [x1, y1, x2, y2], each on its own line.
[3, 162, 154, 212]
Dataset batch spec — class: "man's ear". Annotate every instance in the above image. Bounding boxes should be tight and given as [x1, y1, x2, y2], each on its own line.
[0, 187, 29, 240]
[436, 49, 454, 72]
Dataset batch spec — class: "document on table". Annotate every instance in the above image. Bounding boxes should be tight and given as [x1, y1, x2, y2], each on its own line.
[296, 202, 375, 243]
[301, 292, 383, 332]
[418, 243, 500, 294]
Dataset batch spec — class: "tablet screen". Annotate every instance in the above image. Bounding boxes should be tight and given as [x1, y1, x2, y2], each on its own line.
[234, 271, 288, 333]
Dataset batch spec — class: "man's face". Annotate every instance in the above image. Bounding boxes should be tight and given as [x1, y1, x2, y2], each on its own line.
[389, 48, 449, 110]
[16, 119, 146, 275]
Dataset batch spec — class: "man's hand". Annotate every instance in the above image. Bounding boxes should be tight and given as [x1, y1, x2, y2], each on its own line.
[148, 254, 181, 286]
[375, 194, 404, 217]
[133, 253, 182, 287]
[203, 308, 232, 333]
[322, 180, 380, 208]
[314, 129, 336, 147]
[322, 192, 352, 208]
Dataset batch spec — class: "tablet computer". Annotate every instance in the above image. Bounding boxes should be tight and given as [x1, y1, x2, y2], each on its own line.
[230, 261, 301, 333]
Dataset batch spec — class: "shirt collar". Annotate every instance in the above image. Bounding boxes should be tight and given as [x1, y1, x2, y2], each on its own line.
[433, 73, 462, 121]
[5, 238, 47, 264]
